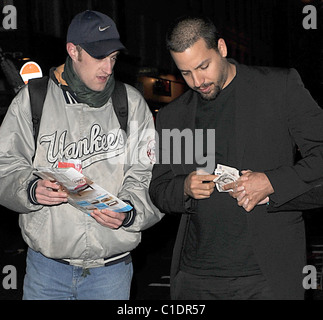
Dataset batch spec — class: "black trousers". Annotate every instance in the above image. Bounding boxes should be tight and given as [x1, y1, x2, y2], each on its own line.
[172, 270, 275, 300]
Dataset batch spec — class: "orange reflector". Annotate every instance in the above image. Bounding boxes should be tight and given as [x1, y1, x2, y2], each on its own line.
[20, 61, 43, 84]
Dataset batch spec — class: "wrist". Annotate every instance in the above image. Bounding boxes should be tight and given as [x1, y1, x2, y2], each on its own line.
[27, 177, 41, 205]
[122, 200, 136, 227]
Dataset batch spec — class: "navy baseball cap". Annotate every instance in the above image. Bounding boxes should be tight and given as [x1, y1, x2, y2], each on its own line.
[67, 10, 126, 59]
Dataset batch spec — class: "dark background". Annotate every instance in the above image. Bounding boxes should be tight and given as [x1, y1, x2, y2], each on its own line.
[0, 0, 323, 301]
[1, 0, 322, 102]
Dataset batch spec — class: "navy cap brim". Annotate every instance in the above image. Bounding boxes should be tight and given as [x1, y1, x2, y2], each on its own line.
[80, 39, 126, 59]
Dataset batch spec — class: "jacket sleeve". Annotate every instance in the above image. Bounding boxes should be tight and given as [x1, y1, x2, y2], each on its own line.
[0, 86, 43, 213]
[117, 92, 164, 231]
[148, 108, 198, 215]
[268, 182, 323, 212]
[265, 68, 323, 206]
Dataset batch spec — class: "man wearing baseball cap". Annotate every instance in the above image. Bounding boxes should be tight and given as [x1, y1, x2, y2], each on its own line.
[0, 10, 163, 300]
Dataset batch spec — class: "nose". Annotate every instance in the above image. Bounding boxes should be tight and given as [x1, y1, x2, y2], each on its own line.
[191, 72, 204, 88]
[101, 58, 113, 75]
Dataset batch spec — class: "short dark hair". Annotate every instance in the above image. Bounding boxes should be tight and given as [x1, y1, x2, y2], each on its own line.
[166, 16, 220, 53]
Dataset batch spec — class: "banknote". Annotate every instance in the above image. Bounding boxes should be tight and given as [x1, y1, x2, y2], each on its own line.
[213, 164, 240, 192]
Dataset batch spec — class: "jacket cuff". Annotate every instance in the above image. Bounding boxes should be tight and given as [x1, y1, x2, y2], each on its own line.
[184, 195, 198, 214]
[121, 200, 136, 228]
[27, 177, 41, 205]
[264, 168, 311, 206]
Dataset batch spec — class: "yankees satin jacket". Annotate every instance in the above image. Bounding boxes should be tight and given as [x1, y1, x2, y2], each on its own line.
[0, 67, 163, 268]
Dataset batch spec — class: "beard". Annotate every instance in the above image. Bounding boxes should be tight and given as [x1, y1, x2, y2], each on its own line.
[197, 61, 228, 101]
[198, 84, 222, 101]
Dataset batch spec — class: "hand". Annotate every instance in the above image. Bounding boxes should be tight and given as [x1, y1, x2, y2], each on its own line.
[91, 208, 127, 229]
[223, 170, 274, 212]
[184, 171, 217, 200]
[237, 196, 270, 211]
[35, 179, 68, 206]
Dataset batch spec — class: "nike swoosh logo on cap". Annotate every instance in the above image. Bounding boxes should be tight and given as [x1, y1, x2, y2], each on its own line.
[99, 25, 111, 32]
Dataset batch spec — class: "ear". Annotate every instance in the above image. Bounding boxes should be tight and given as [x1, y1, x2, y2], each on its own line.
[66, 42, 79, 62]
[217, 38, 228, 58]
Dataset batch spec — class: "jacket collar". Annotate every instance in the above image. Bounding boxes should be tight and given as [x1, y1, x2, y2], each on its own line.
[233, 62, 256, 168]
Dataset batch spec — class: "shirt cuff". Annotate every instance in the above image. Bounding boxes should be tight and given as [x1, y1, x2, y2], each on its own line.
[27, 177, 41, 205]
[121, 200, 136, 228]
